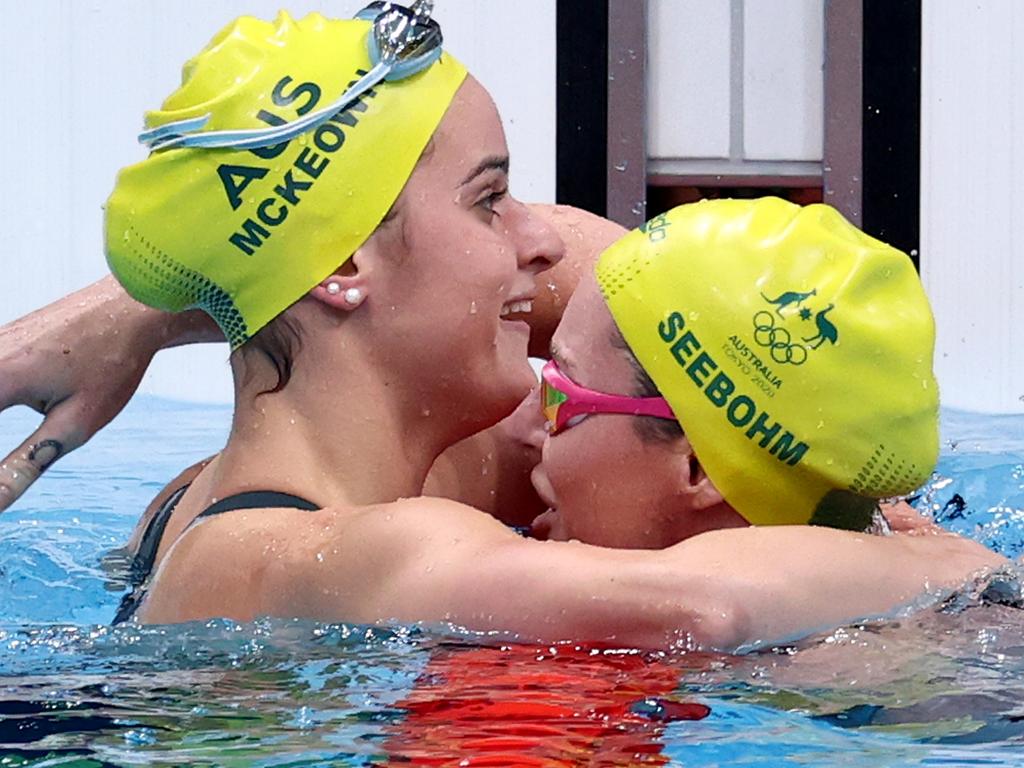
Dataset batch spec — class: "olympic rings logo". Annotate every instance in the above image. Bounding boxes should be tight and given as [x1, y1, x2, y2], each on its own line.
[752, 311, 808, 366]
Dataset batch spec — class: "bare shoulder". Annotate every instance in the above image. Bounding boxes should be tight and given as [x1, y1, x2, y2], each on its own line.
[135, 495, 518, 624]
[124, 455, 214, 553]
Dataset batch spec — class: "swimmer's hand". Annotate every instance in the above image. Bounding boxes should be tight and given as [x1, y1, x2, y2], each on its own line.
[0, 276, 218, 511]
[882, 500, 944, 535]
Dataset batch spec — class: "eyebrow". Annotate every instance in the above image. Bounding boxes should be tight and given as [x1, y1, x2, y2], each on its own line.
[459, 155, 509, 186]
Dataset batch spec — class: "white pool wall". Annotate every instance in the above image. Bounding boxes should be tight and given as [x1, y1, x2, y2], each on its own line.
[647, 0, 824, 176]
[921, 0, 1024, 413]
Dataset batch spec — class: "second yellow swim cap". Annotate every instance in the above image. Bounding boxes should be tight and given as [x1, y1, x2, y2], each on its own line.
[597, 198, 939, 526]
[106, 8, 467, 348]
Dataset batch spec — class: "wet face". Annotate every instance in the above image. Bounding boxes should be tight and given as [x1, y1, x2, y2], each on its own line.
[529, 277, 697, 549]
[364, 77, 563, 437]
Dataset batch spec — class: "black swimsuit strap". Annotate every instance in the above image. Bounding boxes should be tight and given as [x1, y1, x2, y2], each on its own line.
[194, 490, 319, 521]
[112, 488, 319, 625]
[128, 484, 190, 588]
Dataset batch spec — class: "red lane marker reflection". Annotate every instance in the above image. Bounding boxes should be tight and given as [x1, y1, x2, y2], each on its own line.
[383, 643, 712, 766]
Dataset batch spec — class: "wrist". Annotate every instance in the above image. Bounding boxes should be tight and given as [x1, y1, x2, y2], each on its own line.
[98, 276, 220, 352]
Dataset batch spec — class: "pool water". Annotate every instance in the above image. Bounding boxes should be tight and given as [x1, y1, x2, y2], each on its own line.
[0, 397, 1022, 766]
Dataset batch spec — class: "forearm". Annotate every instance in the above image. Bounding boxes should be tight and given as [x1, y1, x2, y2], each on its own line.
[665, 526, 1007, 649]
[420, 538, 731, 649]
[0, 276, 223, 511]
[75, 275, 222, 350]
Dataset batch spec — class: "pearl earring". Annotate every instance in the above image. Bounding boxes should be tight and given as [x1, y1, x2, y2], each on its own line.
[325, 281, 341, 295]
[344, 288, 362, 306]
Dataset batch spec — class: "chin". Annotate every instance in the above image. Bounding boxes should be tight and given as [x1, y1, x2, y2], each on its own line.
[493, 337, 535, 391]
[452, 373, 531, 438]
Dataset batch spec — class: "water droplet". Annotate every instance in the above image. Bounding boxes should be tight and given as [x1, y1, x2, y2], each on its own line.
[293, 705, 315, 729]
[123, 728, 157, 746]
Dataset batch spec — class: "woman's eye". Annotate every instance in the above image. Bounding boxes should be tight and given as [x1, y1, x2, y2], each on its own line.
[478, 190, 507, 215]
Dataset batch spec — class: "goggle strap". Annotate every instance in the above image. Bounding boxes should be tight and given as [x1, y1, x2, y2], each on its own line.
[139, 1, 441, 152]
[143, 63, 389, 152]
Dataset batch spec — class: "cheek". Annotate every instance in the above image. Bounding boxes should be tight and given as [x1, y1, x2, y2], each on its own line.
[546, 420, 639, 526]
[547, 420, 686, 548]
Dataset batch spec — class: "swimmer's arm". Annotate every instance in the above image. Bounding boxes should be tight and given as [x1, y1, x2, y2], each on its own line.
[0, 276, 220, 511]
[136, 498, 732, 646]
[375, 518, 1004, 650]
[140, 499, 1004, 649]
[525, 205, 627, 358]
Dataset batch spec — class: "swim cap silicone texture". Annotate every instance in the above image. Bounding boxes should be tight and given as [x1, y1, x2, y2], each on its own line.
[596, 198, 939, 526]
[105, 11, 467, 348]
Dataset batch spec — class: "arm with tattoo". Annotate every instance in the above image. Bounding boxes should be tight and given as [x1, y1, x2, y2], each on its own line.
[0, 275, 220, 510]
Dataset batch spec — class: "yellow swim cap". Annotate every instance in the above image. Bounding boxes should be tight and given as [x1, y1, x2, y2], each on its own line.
[105, 9, 467, 348]
[596, 198, 938, 526]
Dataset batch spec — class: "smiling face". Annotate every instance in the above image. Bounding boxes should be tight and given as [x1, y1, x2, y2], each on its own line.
[360, 77, 564, 436]
[529, 276, 741, 549]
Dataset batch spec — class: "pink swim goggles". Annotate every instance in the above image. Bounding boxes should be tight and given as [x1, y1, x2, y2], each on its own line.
[540, 360, 676, 435]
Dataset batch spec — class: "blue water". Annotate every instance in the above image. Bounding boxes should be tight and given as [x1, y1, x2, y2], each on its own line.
[0, 397, 1022, 766]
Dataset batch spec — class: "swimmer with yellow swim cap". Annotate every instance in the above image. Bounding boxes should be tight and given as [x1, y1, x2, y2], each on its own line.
[532, 197, 940, 547]
[0, 4, 1006, 649]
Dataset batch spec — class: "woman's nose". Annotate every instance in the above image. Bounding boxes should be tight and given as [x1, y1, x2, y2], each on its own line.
[507, 201, 566, 276]
[501, 385, 548, 451]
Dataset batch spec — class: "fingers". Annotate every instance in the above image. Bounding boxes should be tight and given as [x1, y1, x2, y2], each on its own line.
[881, 500, 935, 534]
[0, 410, 83, 513]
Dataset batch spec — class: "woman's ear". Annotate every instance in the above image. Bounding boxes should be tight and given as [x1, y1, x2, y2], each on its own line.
[676, 438, 725, 511]
[309, 249, 371, 311]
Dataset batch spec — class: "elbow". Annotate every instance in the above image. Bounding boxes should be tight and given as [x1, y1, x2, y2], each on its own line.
[628, 584, 752, 652]
[683, 595, 753, 652]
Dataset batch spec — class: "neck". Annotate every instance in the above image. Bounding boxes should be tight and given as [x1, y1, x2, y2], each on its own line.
[213, 336, 467, 509]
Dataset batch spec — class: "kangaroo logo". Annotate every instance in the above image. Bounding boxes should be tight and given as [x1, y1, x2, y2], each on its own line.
[760, 288, 817, 317]
[752, 289, 838, 366]
[802, 304, 839, 349]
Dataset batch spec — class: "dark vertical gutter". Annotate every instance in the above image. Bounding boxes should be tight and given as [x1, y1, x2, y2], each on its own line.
[861, 0, 921, 266]
[556, 0, 608, 216]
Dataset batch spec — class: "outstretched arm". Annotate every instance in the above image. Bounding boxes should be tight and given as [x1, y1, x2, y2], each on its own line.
[138, 497, 1007, 650]
[0, 276, 220, 510]
[379, 514, 1007, 650]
